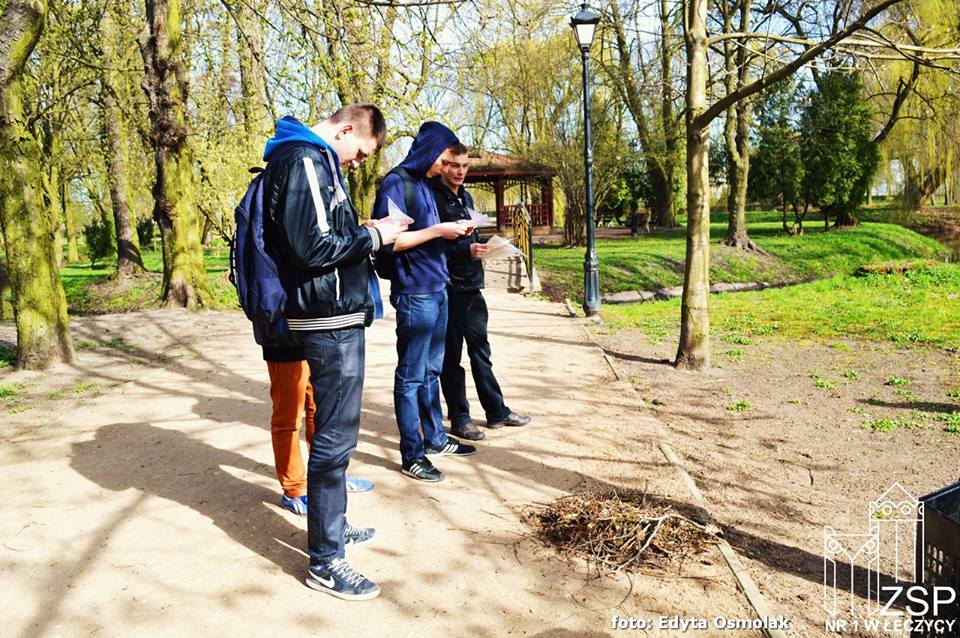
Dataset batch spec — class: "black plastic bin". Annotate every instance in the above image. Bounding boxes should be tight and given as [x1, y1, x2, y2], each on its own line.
[914, 481, 960, 637]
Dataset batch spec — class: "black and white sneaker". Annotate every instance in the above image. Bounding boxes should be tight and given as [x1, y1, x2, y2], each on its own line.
[401, 456, 444, 482]
[424, 436, 477, 457]
[343, 521, 375, 546]
[305, 558, 380, 600]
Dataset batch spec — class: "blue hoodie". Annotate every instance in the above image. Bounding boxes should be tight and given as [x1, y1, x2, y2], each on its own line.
[372, 122, 459, 295]
[263, 116, 332, 161]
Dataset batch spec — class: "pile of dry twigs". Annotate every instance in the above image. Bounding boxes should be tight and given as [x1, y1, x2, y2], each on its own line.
[524, 489, 716, 573]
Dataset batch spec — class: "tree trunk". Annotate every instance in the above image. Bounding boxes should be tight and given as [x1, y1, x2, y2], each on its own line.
[656, 0, 678, 229]
[102, 85, 145, 277]
[0, 0, 74, 369]
[675, 0, 711, 371]
[102, 7, 144, 278]
[236, 0, 271, 150]
[140, 0, 208, 308]
[904, 166, 945, 211]
[721, 0, 761, 252]
[649, 166, 675, 227]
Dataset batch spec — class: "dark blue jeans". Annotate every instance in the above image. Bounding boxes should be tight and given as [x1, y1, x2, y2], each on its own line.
[440, 289, 510, 427]
[294, 327, 365, 566]
[391, 290, 449, 463]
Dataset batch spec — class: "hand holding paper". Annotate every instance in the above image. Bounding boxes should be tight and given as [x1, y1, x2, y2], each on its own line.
[479, 235, 525, 261]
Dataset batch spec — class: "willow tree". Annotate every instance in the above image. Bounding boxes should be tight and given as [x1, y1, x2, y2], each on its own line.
[0, 0, 74, 369]
[676, 0, 906, 370]
[140, 0, 208, 307]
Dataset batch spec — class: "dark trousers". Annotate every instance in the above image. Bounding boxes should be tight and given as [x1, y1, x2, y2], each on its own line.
[295, 327, 365, 566]
[440, 289, 509, 427]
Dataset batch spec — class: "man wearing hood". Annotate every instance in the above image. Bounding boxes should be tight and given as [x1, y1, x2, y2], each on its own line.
[372, 122, 477, 483]
[261, 104, 405, 601]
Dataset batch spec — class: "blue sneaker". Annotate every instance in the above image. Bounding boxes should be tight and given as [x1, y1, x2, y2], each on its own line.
[346, 475, 374, 493]
[305, 558, 380, 600]
[343, 521, 375, 546]
[280, 494, 308, 516]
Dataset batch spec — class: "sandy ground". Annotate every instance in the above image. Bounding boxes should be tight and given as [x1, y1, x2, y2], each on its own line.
[0, 273, 760, 638]
[593, 326, 960, 638]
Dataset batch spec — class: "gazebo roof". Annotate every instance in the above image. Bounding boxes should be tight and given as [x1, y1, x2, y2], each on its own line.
[465, 150, 556, 180]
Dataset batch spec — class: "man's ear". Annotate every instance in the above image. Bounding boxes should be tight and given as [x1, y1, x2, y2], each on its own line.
[336, 123, 354, 139]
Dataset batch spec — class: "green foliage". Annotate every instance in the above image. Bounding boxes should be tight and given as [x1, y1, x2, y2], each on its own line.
[843, 370, 859, 379]
[800, 73, 879, 222]
[749, 77, 804, 209]
[885, 376, 909, 387]
[815, 379, 837, 390]
[726, 400, 753, 412]
[82, 215, 114, 267]
[863, 416, 926, 432]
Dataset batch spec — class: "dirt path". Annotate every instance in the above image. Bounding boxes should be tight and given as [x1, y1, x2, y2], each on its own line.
[0, 281, 758, 638]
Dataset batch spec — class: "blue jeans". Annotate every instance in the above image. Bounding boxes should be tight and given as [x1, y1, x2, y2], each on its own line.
[391, 290, 449, 463]
[294, 327, 365, 566]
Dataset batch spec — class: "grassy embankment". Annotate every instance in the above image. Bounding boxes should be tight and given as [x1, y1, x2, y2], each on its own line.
[536, 210, 957, 349]
[58, 245, 238, 314]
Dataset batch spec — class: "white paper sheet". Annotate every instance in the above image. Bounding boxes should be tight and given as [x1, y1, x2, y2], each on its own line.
[386, 196, 415, 225]
[480, 235, 526, 261]
[466, 207, 493, 227]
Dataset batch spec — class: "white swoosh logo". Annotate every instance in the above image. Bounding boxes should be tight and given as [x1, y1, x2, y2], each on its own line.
[315, 574, 335, 588]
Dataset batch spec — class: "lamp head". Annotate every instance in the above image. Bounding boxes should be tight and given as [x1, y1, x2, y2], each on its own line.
[570, 3, 600, 51]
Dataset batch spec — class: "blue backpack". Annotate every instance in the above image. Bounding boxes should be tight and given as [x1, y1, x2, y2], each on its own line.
[229, 167, 288, 328]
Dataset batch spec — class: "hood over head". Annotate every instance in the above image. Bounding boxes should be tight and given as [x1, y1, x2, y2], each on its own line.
[262, 116, 333, 161]
[397, 121, 459, 176]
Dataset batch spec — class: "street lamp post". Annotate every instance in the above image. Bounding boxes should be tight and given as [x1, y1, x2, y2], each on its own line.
[571, 3, 601, 317]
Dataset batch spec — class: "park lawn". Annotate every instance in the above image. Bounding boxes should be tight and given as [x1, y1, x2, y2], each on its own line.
[601, 262, 960, 351]
[535, 210, 947, 300]
[59, 245, 239, 314]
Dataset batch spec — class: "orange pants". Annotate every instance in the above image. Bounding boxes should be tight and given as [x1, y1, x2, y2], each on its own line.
[266, 360, 317, 497]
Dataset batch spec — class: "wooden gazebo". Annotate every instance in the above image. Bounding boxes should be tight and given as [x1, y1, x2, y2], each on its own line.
[464, 150, 556, 232]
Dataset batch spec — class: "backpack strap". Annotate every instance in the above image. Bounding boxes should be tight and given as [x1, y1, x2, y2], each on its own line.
[391, 167, 419, 219]
[302, 156, 330, 235]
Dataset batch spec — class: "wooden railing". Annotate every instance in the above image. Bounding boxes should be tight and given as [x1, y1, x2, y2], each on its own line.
[502, 203, 550, 227]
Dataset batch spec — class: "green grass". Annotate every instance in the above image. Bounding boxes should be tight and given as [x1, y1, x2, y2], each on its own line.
[537, 211, 947, 299]
[0, 383, 22, 399]
[603, 262, 960, 350]
[0, 345, 15, 369]
[59, 244, 238, 314]
[726, 400, 753, 412]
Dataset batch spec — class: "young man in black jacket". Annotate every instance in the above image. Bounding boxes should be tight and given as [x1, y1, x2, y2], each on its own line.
[432, 147, 531, 442]
[261, 104, 405, 601]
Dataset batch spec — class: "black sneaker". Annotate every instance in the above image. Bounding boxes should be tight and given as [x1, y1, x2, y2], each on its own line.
[343, 521, 375, 546]
[424, 436, 477, 457]
[401, 456, 444, 482]
[305, 558, 380, 600]
[486, 412, 531, 429]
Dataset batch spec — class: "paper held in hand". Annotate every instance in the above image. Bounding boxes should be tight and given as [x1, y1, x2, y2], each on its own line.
[480, 235, 526, 261]
[386, 196, 415, 225]
[466, 207, 493, 227]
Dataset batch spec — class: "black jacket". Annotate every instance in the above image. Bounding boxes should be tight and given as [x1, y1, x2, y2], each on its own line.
[431, 177, 484, 292]
[261, 142, 381, 331]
